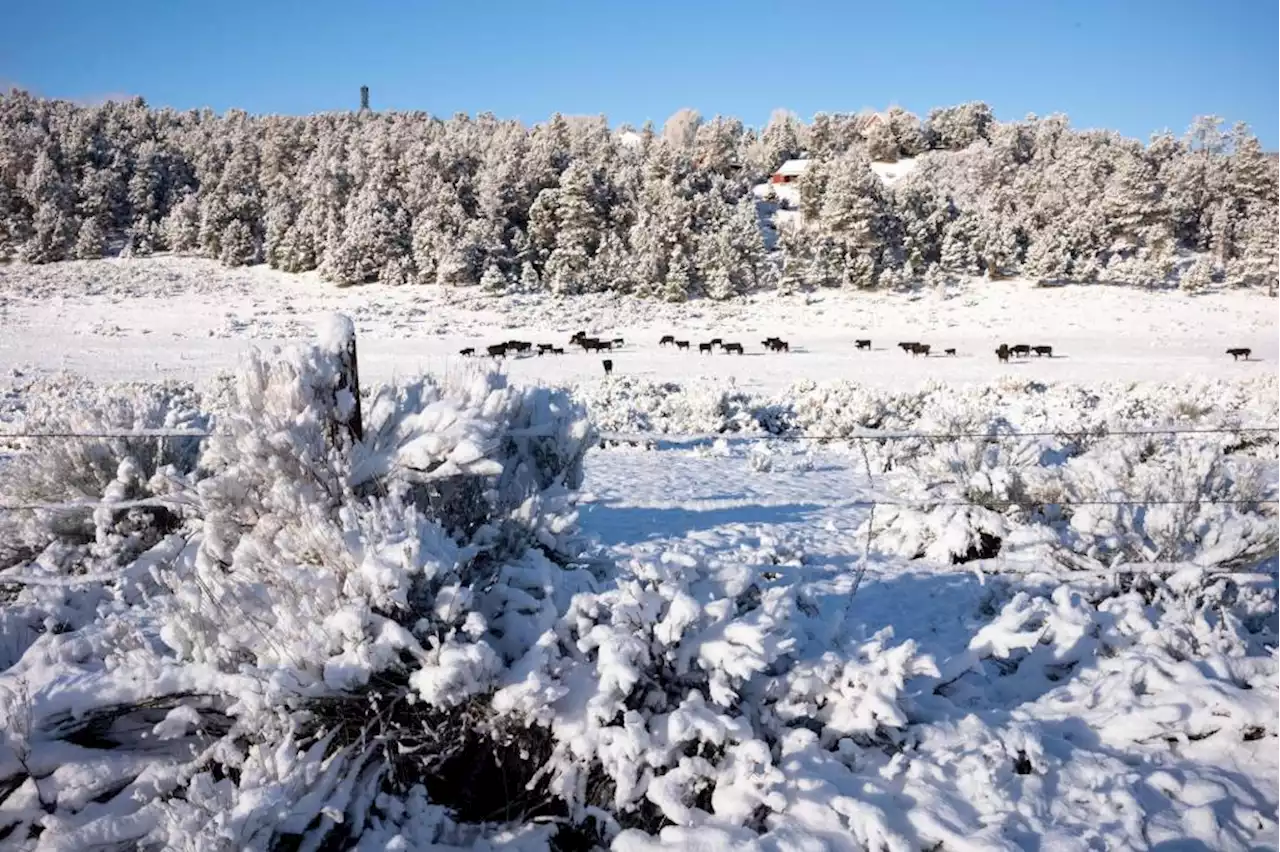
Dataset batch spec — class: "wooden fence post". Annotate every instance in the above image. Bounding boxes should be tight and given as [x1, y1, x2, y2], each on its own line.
[321, 314, 363, 446]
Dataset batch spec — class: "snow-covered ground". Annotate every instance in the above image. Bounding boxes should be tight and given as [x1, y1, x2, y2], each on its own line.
[868, 156, 919, 186]
[0, 257, 1275, 392]
[582, 440, 1278, 850]
[0, 259, 1276, 849]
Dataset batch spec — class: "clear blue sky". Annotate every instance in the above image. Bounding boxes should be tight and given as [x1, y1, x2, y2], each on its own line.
[3, 0, 1277, 147]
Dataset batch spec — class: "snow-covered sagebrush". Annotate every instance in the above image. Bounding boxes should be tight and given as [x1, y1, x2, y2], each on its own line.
[0, 318, 599, 849]
[1, 338, 1276, 850]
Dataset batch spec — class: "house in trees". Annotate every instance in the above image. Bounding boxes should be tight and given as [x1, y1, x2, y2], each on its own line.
[770, 158, 810, 184]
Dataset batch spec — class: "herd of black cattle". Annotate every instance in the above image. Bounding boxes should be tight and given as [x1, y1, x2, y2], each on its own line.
[458, 334, 1256, 374]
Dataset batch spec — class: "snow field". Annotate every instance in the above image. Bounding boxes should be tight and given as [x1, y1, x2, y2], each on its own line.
[0, 257, 1276, 392]
[0, 319, 1276, 849]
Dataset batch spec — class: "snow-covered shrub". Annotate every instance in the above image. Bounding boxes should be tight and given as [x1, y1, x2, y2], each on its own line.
[1045, 434, 1277, 569]
[868, 438, 1045, 564]
[575, 376, 788, 437]
[0, 374, 207, 563]
[0, 317, 602, 850]
[488, 544, 940, 837]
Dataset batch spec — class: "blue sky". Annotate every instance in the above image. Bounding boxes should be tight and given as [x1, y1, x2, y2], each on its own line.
[3, 0, 1277, 147]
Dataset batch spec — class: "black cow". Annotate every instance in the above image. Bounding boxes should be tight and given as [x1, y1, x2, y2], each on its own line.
[710, 337, 724, 348]
[855, 339, 871, 350]
[602, 359, 614, 375]
[459, 347, 475, 357]
[570, 331, 587, 343]
[723, 342, 745, 354]
[698, 343, 713, 354]
[612, 338, 625, 347]
[675, 340, 690, 350]
[660, 335, 676, 347]
[1227, 347, 1252, 361]
[486, 343, 507, 358]
[507, 340, 532, 354]
[911, 344, 931, 357]
[996, 345, 1010, 363]
[1011, 344, 1032, 357]
[551, 347, 565, 355]
[1032, 345, 1052, 357]
[898, 341, 918, 353]
[536, 343, 555, 355]
[944, 348, 956, 356]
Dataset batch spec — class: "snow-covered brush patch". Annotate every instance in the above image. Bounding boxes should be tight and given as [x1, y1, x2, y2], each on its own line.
[0, 342, 1276, 849]
[0, 320, 603, 849]
[574, 373, 1278, 571]
[576, 376, 790, 438]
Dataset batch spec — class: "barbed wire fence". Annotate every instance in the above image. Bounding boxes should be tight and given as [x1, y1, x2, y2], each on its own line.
[0, 422, 1275, 511]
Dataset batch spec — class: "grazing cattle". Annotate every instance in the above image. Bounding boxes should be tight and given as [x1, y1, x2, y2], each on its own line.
[996, 345, 1010, 363]
[1032, 345, 1052, 357]
[911, 344, 931, 357]
[598, 341, 614, 351]
[551, 347, 565, 355]
[698, 343, 713, 354]
[944, 348, 956, 356]
[506, 340, 532, 354]
[855, 339, 871, 350]
[578, 337, 600, 350]
[723, 342, 745, 354]
[459, 347, 475, 357]
[710, 338, 724, 348]
[570, 331, 587, 343]
[486, 343, 507, 358]
[775, 341, 790, 352]
[612, 338, 625, 347]
[660, 335, 676, 347]
[602, 359, 614, 375]
[536, 343, 555, 355]
[1227, 347, 1252, 361]
[675, 340, 691, 350]
[1011, 344, 1031, 357]
[898, 341, 918, 353]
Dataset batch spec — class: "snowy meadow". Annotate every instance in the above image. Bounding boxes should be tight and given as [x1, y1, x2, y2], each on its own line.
[0, 259, 1276, 850]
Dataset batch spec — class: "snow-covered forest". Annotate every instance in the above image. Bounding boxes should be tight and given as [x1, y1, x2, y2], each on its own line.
[1, 92, 1276, 297]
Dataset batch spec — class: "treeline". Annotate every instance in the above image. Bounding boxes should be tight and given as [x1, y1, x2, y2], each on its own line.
[0, 91, 1275, 296]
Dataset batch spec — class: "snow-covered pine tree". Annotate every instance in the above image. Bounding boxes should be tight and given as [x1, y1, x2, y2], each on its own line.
[818, 153, 890, 287]
[479, 262, 507, 292]
[198, 139, 262, 266]
[20, 149, 76, 263]
[663, 243, 694, 302]
[322, 145, 413, 285]
[924, 101, 995, 150]
[939, 212, 980, 278]
[518, 259, 541, 292]
[1232, 201, 1279, 291]
[759, 108, 803, 171]
[1022, 229, 1072, 283]
[864, 115, 899, 162]
[1179, 254, 1215, 292]
[661, 107, 702, 150]
[72, 216, 105, 259]
[162, 190, 200, 254]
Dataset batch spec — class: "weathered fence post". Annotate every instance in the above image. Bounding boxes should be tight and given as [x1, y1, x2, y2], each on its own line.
[319, 313, 363, 446]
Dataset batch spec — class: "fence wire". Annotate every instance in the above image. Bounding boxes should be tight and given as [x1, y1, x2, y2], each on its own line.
[0, 425, 1276, 442]
[1, 424, 1276, 513]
